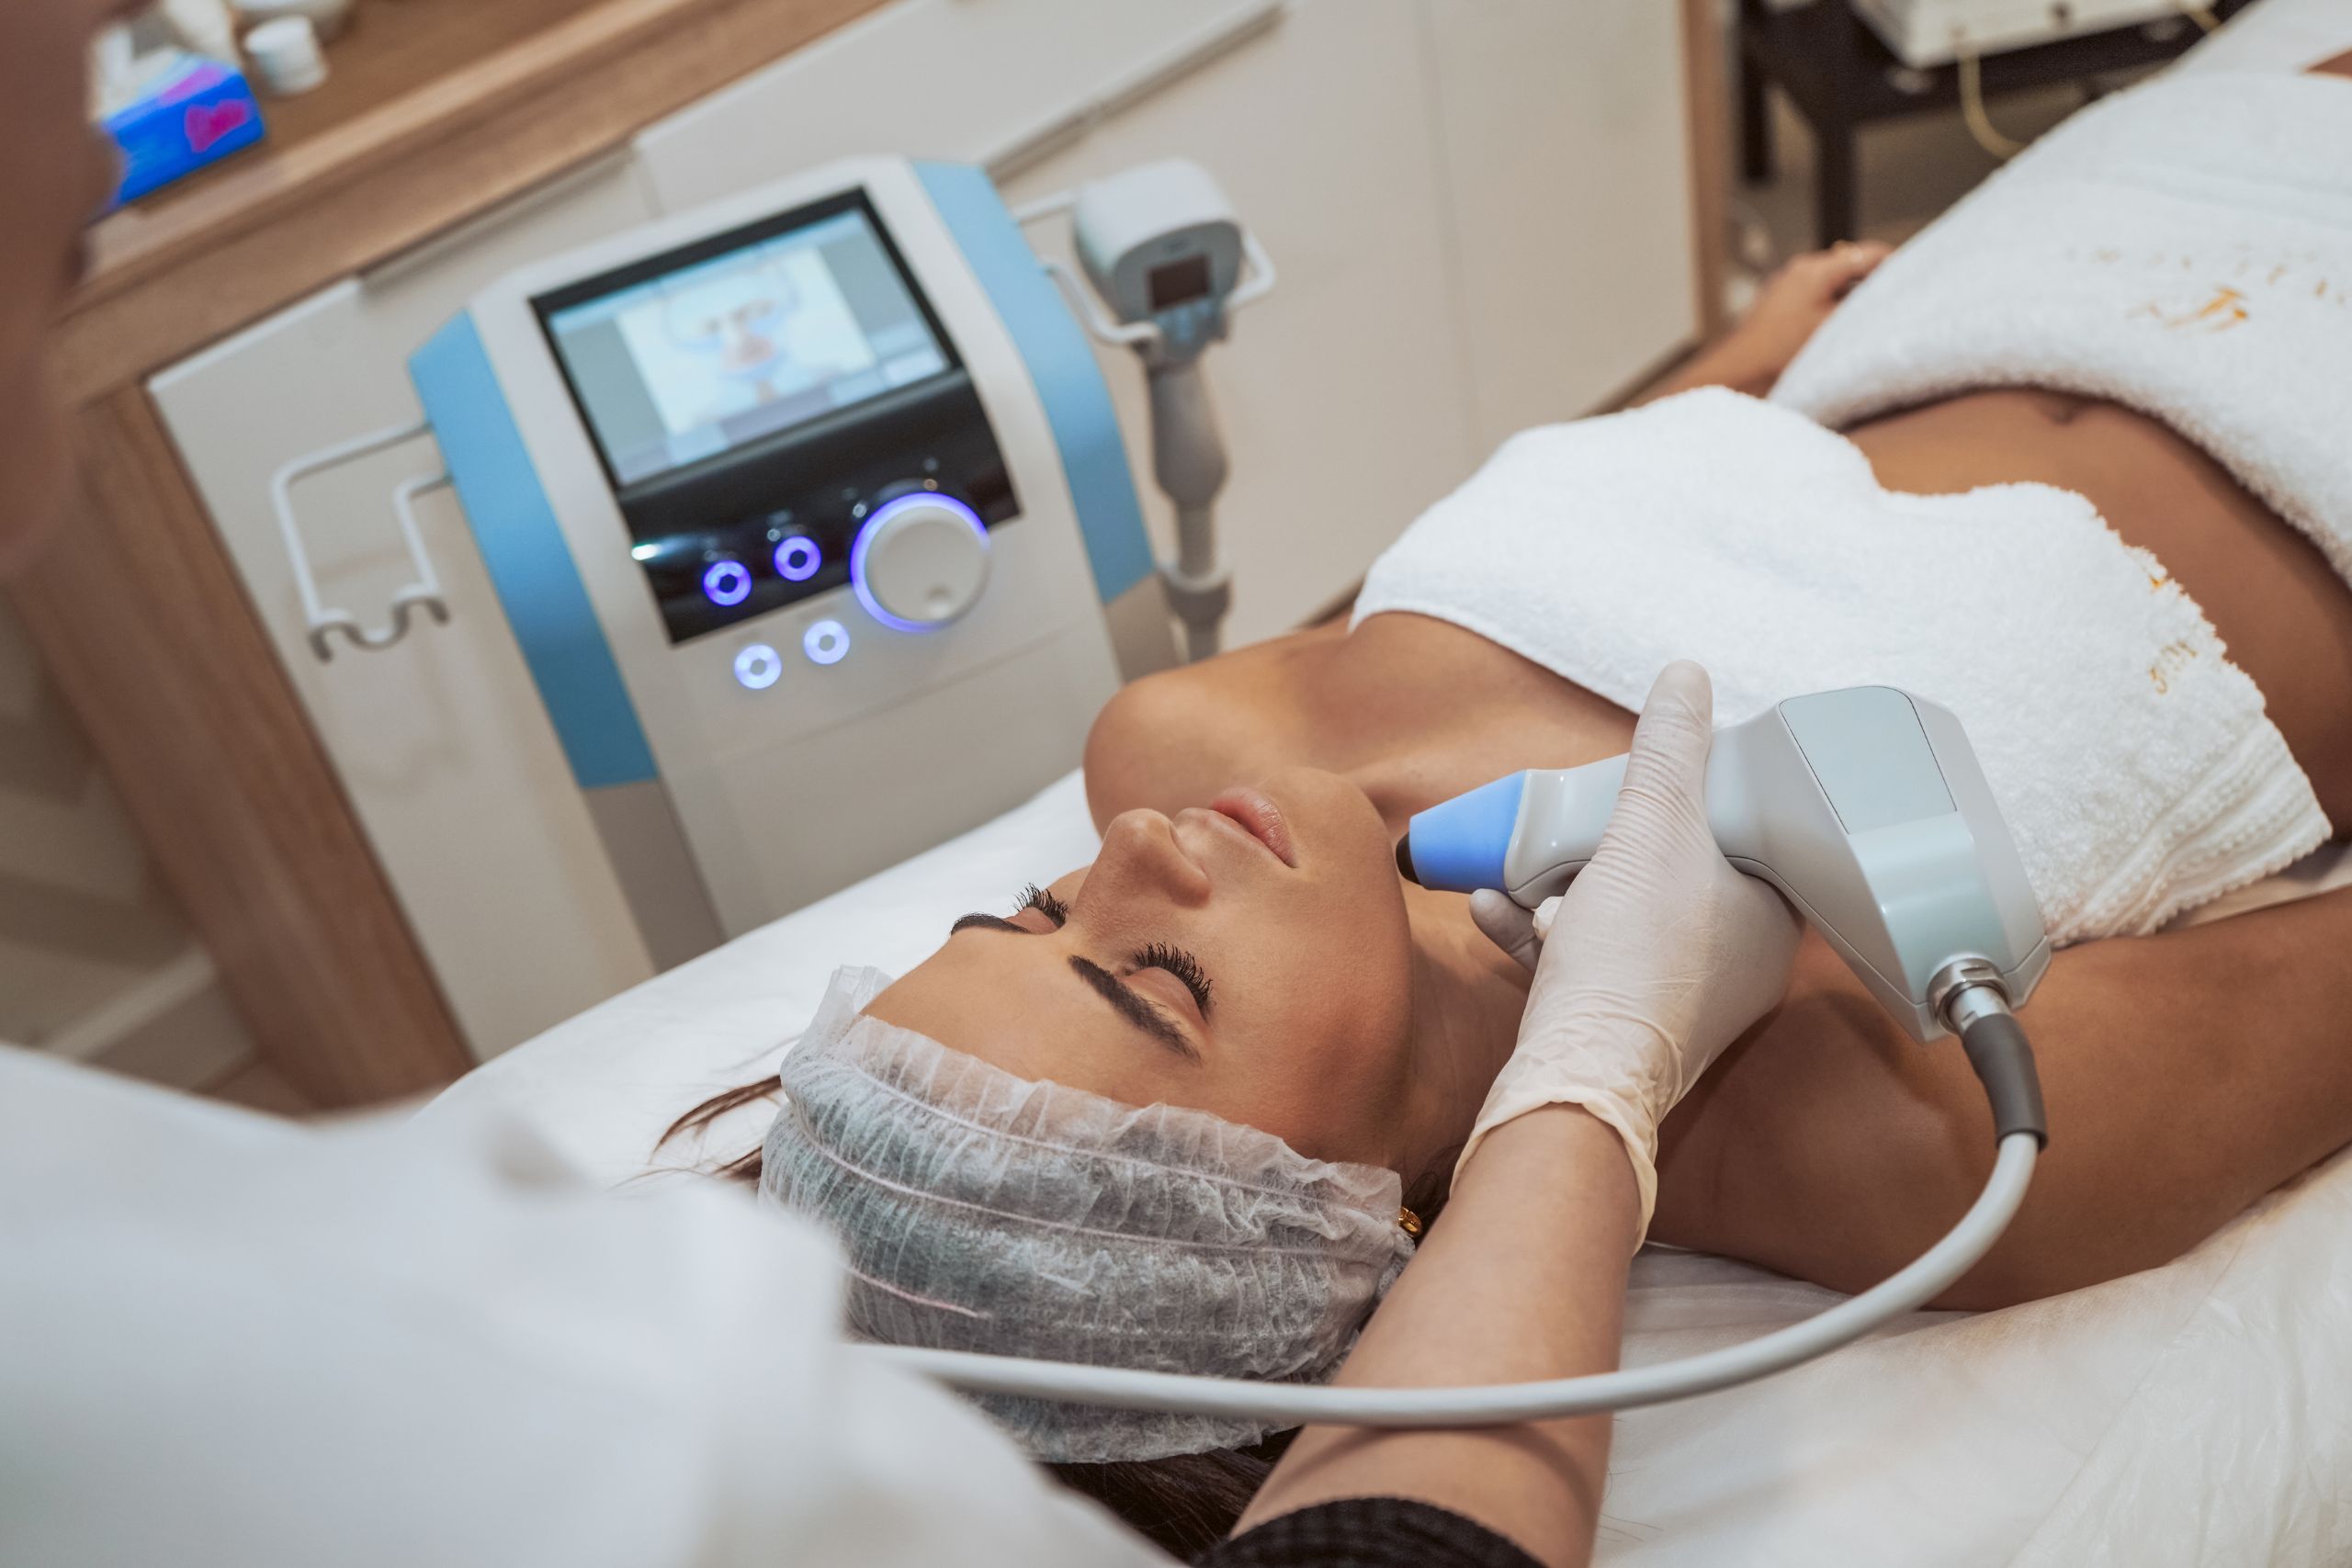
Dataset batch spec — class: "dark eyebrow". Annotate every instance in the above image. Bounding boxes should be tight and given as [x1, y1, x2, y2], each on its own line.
[947, 913, 1201, 1064]
[1069, 957, 1202, 1064]
[950, 912, 1029, 935]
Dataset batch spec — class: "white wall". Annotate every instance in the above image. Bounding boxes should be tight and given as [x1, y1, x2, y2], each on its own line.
[152, 0, 1701, 1059]
[1421, 0, 1697, 445]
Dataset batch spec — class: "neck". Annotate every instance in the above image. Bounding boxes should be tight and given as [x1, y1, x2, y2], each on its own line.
[1396, 885, 1533, 1182]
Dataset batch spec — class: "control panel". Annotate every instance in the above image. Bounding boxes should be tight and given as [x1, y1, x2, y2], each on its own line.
[416, 156, 1148, 959]
[534, 190, 1019, 646]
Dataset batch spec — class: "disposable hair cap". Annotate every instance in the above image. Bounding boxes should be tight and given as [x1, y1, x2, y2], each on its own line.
[762, 967, 1416, 1463]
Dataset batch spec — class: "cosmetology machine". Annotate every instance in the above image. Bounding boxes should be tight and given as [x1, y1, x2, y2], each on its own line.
[1848, 0, 2212, 67]
[876, 686, 2054, 1427]
[274, 156, 1269, 964]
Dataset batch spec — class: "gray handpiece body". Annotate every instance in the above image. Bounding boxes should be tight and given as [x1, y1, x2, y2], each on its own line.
[1502, 688, 2050, 1042]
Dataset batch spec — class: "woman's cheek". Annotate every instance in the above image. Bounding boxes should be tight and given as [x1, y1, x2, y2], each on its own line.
[1297, 971, 1403, 1077]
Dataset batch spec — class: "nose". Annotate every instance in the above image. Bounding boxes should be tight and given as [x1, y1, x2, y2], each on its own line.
[1090, 809, 1214, 910]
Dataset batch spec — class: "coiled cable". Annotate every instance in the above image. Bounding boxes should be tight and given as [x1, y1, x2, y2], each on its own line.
[874, 984, 2046, 1427]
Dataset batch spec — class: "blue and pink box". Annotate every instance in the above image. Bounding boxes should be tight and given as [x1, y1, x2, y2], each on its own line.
[103, 53, 268, 209]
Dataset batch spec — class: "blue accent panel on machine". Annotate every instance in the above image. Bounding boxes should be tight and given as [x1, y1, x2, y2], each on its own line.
[915, 161, 1152, 604]
[409, 312, 658, 788]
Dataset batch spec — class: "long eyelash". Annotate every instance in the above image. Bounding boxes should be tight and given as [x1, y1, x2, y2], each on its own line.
[1016, 883, 1071, 924]
[1135, 941, 1214, 1014]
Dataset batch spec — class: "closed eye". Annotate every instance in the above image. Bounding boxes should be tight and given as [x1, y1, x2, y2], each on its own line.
[944, 886, 1206, 1064]
[1019, 883, 1070, 924]
[1134, 942, 1213, 1016]
[948, 883, 1069, 936]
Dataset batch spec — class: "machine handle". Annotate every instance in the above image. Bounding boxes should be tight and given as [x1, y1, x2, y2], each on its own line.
[1037, 254, 1162, 351]
[1033, 233, 1277, 352]
[1227, 228, 1277, 314]
[268, 421, 454, 661]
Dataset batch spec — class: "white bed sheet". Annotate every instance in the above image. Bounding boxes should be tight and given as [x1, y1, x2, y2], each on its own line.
[420, 7, 2352, 1556]
[422, 768, 2352, 1567]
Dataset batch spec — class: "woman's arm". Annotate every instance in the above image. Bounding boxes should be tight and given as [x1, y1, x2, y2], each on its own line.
[1231, 1107, 1639, 1568]
[1657, 882, 2352, 1306]
[1225, 665, 1797, 1568]
[1636, 242, 1888, 403]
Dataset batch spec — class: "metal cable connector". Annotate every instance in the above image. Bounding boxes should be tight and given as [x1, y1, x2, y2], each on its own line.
[1930, 958, 2048, 1149]
[1928, 956, 2010, 1032]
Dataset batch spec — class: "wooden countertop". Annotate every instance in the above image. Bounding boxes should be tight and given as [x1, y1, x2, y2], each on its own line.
[57, 0, 881, 407]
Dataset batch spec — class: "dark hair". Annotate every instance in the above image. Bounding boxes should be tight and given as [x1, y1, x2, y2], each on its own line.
[1051, 1432, 1295, 1557]
[657, 1080, 1447, 1554]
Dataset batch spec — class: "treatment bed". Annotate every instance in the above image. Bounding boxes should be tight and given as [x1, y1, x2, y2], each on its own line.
[419, 5, 2352, 1559]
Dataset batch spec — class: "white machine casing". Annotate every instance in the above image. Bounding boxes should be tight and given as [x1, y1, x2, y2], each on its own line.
[425, 157, 1147, 964]
[1072, 158, 1246, 330]
[1849, 0, 2195, 66]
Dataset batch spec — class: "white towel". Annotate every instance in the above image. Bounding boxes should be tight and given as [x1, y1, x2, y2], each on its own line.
[1772, 73, 2352, 593]
[1352, 389, 2329, 942]
[2174, 0, 2352, 78]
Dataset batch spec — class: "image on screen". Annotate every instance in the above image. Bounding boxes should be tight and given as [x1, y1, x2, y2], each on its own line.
[540, 203, 955, 488]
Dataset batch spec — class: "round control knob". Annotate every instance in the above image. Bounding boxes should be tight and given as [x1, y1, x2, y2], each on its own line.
[850, 494, 990, 632]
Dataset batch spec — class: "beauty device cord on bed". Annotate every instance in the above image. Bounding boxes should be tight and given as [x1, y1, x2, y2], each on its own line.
[871, 983, 2043, 1427]
[873, 688, 2055, 1427]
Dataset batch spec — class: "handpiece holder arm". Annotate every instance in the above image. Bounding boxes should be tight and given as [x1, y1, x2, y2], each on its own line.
[1023, 176, 1276, 663]
[1037, 255, 1163, 354]
[1226, 229, 1278, 315]
[1145, 358, 1232, 663]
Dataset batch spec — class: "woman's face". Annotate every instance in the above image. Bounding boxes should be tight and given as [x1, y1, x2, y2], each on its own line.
[868, 765, 1424, 1169]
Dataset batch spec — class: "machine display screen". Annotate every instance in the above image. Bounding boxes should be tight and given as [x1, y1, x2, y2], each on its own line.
[1148, 254, 1213, 310]
[537, 196, 957, 490]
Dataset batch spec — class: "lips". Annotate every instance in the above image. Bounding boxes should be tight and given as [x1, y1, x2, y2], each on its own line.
[1207, 786, 1297, 868]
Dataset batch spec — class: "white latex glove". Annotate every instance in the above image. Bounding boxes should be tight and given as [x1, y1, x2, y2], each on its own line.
[1458, 661, 1802, 1243]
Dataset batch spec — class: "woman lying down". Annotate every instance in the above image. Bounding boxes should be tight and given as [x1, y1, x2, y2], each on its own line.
[669, 56, 2352, 1562]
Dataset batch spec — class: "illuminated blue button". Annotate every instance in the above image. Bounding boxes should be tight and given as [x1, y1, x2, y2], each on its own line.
[702, 558, 752, 607]
[733, 643, 783, 690]
[803, 619, 850, 667]
[773, 536, 823, 582]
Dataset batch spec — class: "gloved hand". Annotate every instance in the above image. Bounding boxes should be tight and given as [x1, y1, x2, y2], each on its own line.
[1456, 661, 1802, 1243]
